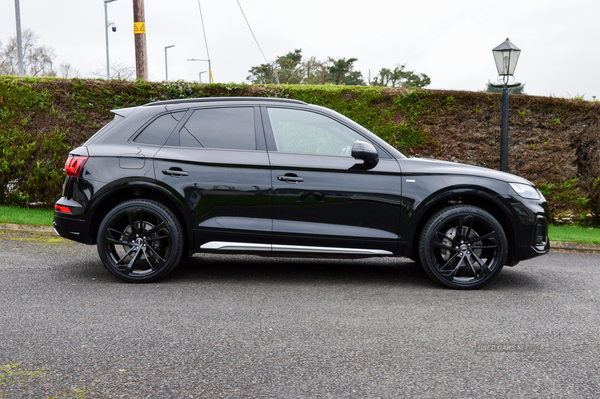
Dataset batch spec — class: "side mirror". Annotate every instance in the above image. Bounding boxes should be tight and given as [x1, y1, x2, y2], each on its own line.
[351, 140, 379, 167]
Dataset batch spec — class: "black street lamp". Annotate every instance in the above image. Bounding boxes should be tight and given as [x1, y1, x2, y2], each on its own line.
[492, 38, 521, 172]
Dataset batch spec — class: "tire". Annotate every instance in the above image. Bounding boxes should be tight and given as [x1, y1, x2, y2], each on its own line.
[418, 205, 507, 289]
[97, 199, 184, 283]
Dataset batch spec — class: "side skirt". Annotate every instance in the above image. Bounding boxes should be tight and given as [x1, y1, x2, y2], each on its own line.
[200, 241, 393, 257]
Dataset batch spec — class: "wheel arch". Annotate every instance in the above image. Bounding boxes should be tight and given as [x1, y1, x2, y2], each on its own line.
[408, 188, 518, 265]
[87, 182, 194, 252]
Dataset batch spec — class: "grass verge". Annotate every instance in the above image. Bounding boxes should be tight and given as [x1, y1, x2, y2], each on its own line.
[1, 205, 54, 226]
[548, 225, 600, 244]
[1, 206, 599, 244]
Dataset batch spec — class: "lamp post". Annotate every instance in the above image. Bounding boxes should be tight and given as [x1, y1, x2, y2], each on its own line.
[164, 45, 174, 82]
[104, 0, 118, 80]
[187, 58, 213, 83]
[198, 71, 207, 83]
[492, 38, 521, 172]
[14, 0, 24, 76]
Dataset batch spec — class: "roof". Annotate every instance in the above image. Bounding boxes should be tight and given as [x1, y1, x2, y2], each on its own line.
[142, 97, 306, 107]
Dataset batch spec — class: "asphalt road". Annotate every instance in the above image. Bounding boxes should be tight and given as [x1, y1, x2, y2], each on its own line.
[0, 234, 599, 398]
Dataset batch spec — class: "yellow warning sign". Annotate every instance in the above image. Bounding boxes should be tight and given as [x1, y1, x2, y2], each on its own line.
[134, 22, 146, 34]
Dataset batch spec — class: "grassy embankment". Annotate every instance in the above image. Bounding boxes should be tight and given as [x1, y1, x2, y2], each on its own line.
[1, 205, 598, 244]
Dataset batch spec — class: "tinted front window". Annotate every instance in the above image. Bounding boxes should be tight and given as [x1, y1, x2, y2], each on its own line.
[180, 107, 256, 150]
[134, 111, 185, 145]
[267, 108, 365, 156]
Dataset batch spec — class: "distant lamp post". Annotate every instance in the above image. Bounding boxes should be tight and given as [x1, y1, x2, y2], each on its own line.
[104, 0, 118, 80]
[164, 45, 175, 81]
[187, 58, 213, 83]
[198, 71, 207, 83]
[492, 38, 521, 172]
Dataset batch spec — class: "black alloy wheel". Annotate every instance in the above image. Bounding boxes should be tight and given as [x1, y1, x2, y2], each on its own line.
[418, 205, 507, 289]
[97, 199, 183, 282]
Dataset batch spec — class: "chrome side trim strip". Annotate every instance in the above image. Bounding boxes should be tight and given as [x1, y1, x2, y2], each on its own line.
[200, 241, 392, 256]
[272, 245, 392, 255]
[200, 242, 271, 251]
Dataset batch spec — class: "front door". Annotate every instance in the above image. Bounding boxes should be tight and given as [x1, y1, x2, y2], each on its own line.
[263, 106, 402, 254]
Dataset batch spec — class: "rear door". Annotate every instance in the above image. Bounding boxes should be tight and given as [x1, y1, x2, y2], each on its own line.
[154, 106, 272, 249]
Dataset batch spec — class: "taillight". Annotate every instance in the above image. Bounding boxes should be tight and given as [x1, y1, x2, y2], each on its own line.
[64, 156, 88, 177]
[54, 204, 72, 214]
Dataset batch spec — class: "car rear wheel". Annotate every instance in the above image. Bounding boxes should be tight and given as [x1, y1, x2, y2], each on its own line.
[418, 205, 507, 289]
[97, 199, 183, 283]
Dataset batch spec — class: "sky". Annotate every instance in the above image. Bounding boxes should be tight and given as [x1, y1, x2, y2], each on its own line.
[1, 0, 599, 99]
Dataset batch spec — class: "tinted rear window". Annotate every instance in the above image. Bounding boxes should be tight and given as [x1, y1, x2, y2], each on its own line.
[134, 111, 185, 146]
[180, 107, 256, 150]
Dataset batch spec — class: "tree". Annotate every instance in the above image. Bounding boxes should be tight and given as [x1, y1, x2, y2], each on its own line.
[247, 63, 276, 84]
[403, 71, 431, 88]
[275, 49, 303, 84]
[59, 62, 81, 79]
[485, 81, 526, 95]
[301, 56, 324, 85]
[327, 57, 363, 85]
[0, 29, 56, 77]
[246, 49, 303, 84]
[369, 64, 431, 88]
[91, 61, 136, 80]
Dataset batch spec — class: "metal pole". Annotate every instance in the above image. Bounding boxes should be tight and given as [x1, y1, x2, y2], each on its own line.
[164, 45, 174, 82]
[500, 86, 509, 172]
[104, 1, 110, 79]
[14, 0, 24, 76]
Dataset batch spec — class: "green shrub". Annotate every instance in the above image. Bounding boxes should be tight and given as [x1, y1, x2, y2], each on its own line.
[0, 76, 598, 220]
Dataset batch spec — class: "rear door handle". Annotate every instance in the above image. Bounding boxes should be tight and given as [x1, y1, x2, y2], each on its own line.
[162, 168, 189, 177]
[277, 174, 304, 184]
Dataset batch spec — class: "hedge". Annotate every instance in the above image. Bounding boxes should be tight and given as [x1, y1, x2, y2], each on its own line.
[1, 76, 598, 224]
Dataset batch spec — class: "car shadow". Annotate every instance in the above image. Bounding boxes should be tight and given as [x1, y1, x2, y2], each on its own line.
[167, 254, 435, 288]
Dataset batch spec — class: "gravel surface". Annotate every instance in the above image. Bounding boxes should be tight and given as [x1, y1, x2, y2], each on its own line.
[0, 234, 599, 398]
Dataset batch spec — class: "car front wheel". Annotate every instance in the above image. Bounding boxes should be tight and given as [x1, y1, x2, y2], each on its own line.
[97, 199, 183, 283]
[418, 205, 507, 289]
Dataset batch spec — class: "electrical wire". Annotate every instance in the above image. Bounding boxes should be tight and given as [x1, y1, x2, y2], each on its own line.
[236, 0, 269, 65]
[197, 0, 213, 82]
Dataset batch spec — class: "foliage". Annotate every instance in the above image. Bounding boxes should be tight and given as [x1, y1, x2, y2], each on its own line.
[370, 65, 431, 88]
[276, 49, 304, 84]
[326, 57, 364, 85]
[538, 178, 590, 223]
[0, 76, 599, 222]
[247, 63, 277, 84]
[247, 49, 304, 84]
[0, 29, 56, 77]
[246, 50, 367, 86]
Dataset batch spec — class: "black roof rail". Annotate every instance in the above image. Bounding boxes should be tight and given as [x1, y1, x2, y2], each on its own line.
[143, 97, 306, 107]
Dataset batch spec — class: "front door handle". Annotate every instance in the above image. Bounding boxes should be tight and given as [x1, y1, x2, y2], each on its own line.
[277, 174, 304, 184]
[162, 168, 189, 177]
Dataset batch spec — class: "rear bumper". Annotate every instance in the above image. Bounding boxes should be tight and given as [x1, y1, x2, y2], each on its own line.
[53, 215, 93, 244]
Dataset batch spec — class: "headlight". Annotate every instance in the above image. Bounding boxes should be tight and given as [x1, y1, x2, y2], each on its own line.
[509, 183, 540, 200]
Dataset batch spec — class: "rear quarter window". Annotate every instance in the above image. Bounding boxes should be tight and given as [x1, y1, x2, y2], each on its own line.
[133, 111, 185, 146]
